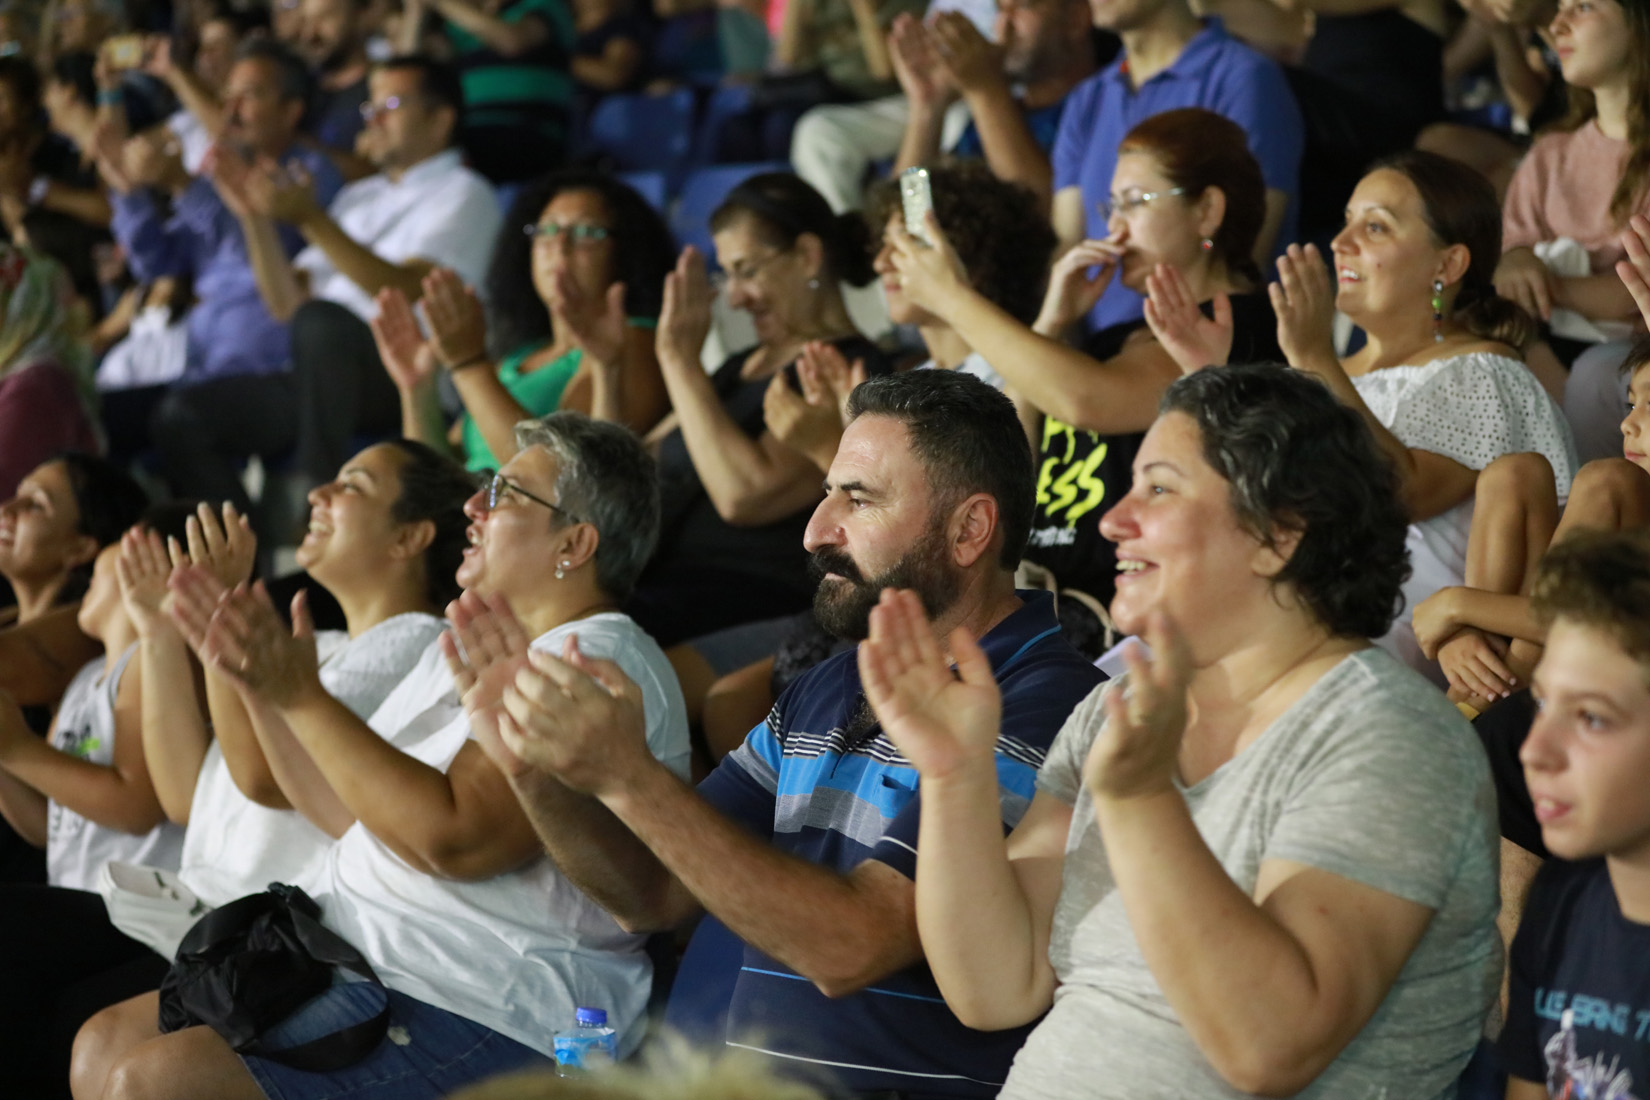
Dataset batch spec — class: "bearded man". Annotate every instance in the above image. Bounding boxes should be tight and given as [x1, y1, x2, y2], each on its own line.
[465, 369, 1104, 1098]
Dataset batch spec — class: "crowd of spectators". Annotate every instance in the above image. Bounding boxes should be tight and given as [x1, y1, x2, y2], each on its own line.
[0, 0, 1646, 1096]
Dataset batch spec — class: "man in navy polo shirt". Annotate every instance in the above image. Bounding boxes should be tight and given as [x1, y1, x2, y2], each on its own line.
[480, 370, 1104, 1097]
[1051, 0, 1303, 335]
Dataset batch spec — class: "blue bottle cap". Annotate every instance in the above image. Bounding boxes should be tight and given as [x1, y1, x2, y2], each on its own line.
[575, 1007, 608, 1028]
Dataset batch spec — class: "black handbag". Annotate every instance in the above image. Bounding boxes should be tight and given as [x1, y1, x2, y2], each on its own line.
[157, 883, 391, 1072]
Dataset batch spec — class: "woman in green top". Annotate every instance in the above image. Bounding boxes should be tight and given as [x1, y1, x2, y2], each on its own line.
[371, 170, 677, 471]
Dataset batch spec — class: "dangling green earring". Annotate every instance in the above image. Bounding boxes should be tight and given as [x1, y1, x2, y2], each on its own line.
[1431, 278, 1445, 343]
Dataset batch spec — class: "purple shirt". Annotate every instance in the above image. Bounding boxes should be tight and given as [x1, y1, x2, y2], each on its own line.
[1051, 19, 1303, 332]
[111, 145, 343, 385]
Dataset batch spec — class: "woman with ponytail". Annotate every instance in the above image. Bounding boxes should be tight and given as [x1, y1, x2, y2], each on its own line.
[1269, 149, 1577, 680]
[627, 172, 891, 648]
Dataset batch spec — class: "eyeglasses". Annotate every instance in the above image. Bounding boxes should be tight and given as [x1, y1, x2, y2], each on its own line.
[1097, 187, 1188, 221]
[359, 95, 408, 122]
[477, 470, 585, 524]
[710, 249, 788, 293]
[523, 221, 612, 246]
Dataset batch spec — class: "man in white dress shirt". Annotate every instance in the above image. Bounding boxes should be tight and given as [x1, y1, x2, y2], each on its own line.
[227, 53, 502, 494]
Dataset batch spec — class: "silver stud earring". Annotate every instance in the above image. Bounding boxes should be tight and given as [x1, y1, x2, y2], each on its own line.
[807, 277, 820, 290]
[554, 561, 568, 580]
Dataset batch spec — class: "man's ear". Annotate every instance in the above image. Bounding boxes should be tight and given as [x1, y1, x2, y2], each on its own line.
[949, 492, 1000, 570]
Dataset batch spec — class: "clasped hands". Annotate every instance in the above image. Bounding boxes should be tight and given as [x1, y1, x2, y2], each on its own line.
[859, 588, 1192, 802]
[440, 591, 655, 798]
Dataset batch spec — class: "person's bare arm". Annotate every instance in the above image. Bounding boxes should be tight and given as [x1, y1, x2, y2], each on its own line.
[428, 0, 550, 56]
[34, 180, 113, 227]
[846, 0, 894, 83]
[1556, 273, 1642, 323]
[572, 36, 643, 90]
[655, 249, 826, 525]
[0, 693, 48, 844]
[931, 14, 1051, 205]
[0, 658, 169, 834]
[0, 605, 100, 707]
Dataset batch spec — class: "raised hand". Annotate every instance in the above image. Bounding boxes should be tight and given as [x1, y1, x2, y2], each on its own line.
[549, 271, 627, 366]
[885, 211, 973, 320]
[496, 636, 653, 796]
[370, 286, 440, 390]
[165, 564, 229, 658]
[1268, 243, 1338, 373]
[420, 267, 490, 370]
[929, 12, 1005, 97]
[205, 140, 256, 217]
[1084, 611, 1191, 802]
[1034, 238, 1123, 334]
[177, 501, 257, 590]
[199, 583, 323, 708]
[656, 246, 714, 371]
[253, 157, 321, 225]
[1494, 246, 1557, 323]
[802, 339, 866, 425]
[116, 527, 177, 639]
[888, 13, 954, 108]
[859, 588, 1003, 781]
[1616, 214, 1650, 330]
[764, 369, 842, 470]
[441, 590, 533, 771]
[1144, 262, 1233, 374]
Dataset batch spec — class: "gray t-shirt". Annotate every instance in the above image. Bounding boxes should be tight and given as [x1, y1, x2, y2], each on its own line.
[1003, 647, 1500, 1100]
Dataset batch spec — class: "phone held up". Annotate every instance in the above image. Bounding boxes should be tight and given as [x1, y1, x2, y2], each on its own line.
[900, 167, 935, 247]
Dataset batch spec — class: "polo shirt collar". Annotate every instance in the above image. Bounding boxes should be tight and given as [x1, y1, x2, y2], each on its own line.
[977, 590, 1065, 676]
[1102, 17, 1231, 91]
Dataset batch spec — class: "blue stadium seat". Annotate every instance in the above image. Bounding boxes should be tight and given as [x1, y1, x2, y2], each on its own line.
[583, 89, 698, 180]
[669, 161, 791, 269]
[689, 83, 754, 167]
[617, 170, 669, 214]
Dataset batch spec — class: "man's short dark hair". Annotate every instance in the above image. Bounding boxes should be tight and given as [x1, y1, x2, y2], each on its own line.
[376, 54, 465, 120]
[235, 37, 314, 108]
[1158, 363, 1411, 639]
[846, 371, 1034, 569]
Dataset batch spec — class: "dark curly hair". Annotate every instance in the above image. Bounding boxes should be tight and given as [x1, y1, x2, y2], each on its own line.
[864, 162, 1056, 325]
[711, 172, 877, 288]
[378, 439, 476, 609]
[1159, 364, 1411, 639]
[484, 170, 677, 360]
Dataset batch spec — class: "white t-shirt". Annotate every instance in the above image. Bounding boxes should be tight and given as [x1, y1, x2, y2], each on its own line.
[1352, 351, 1578, 667]
[48, 645, 186, 892]
[294, 148, 502, 322]
[1005, 648, 1501, 1099]
[178, 613, 445, 906]
[310, 612, 690, 1056]
[918, 352, 1007, 390]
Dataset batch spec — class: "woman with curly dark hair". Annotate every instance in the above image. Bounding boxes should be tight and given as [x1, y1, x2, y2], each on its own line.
[373, 170, 676, 473]
[861, 362, 1500, 1100]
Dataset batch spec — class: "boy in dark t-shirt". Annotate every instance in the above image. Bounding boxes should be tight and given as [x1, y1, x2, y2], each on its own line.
[1499, 530, 1650, 1100]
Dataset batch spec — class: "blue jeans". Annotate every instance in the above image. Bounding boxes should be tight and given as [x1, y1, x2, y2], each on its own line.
[243, 983, 552, 1100]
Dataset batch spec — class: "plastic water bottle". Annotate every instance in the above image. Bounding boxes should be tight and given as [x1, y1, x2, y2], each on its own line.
[553, 1007, 618, 1076]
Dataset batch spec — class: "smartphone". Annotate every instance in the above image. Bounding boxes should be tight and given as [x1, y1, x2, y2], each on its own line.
[900, 167, 934, 247]
[103, 34, 145, 70]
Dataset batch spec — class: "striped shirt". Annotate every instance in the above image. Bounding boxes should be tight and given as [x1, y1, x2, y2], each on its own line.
[694, 591, 1105, 1097]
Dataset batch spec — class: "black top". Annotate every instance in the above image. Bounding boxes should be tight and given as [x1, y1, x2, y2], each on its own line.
[648, 335, 891, 596]
[1024, 290, 1281, 604]
[1302, 9, 1444, 130]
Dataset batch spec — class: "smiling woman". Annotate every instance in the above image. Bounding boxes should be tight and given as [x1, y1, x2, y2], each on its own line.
[860, 362, 1501, 1100]
[1271, 150, 1577, 683]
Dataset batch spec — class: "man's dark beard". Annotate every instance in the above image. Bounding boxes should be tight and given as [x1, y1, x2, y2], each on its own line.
[809, 525, 963, 641]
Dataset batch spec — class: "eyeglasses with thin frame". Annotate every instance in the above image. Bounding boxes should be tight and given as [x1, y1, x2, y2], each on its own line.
[523, 221, 612, 247]
[710, 249, 787, 293]
[359, 95, 409, 122]
[476, 469, 585, 524]
[1096, 187, 1188, 222]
